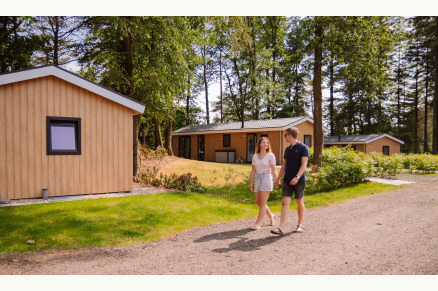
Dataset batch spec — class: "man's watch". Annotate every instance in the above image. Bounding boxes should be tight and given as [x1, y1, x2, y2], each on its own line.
[295, 175, 300, 180]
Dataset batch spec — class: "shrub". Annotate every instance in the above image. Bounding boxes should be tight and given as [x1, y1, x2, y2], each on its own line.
[370, 152, 402, 178]
[135, 167, 206, 193]
[305, 146, 374, 194]
[400, 153, 438, 174]
[140, 146, 168, 159]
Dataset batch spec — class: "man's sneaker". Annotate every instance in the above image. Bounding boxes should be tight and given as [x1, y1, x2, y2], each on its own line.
[293, 225, 303, 233]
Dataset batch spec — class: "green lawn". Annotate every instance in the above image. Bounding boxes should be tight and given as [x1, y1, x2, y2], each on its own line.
[159, 158, 254, 187]
[0, 181, 401, 254]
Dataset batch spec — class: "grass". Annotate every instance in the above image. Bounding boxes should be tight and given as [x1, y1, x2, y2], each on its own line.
[0, 158, 405, 254]
[0, 181, 401, 254]
[159, 159, 253, 187]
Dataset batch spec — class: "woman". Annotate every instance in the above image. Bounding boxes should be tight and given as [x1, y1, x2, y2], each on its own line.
[249, 137, 278, 230]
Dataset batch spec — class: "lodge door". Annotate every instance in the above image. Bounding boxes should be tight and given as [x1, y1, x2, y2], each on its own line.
[247, 133, 257, 163]
[179, 136, 191, 159]
[198, 135, 205, 161]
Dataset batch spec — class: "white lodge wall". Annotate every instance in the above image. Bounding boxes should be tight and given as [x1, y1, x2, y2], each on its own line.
[0, 76, 134, 200]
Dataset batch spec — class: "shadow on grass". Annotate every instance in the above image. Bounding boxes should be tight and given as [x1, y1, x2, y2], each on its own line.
[206, 182, 283, 203]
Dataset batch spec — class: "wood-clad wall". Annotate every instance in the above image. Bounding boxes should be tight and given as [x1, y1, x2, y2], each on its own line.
[366, 137, 401, 155]
[0, 76, 134, 200]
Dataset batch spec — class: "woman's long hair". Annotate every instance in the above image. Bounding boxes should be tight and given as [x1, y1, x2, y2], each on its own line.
[255, 137, 271, 154]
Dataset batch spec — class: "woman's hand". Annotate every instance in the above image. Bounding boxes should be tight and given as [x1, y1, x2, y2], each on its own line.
[250, 184, 254, 193]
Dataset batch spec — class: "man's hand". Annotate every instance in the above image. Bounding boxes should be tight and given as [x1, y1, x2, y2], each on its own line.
[289, 177, 298, 186]
[274, 180, 280, 188]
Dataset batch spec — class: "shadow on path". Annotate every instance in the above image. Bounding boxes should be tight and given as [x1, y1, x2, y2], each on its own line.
[212, 232, 293, 253]
[194, 228, 252, 243]
[194, 227, 294, 253]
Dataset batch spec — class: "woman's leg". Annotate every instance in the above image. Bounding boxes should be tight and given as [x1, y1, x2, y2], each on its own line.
[254, 191, 270, 226]
[265, 204, 276, 226]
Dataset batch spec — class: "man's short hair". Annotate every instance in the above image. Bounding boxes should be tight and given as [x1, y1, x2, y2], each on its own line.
[285, 127, 299, 139]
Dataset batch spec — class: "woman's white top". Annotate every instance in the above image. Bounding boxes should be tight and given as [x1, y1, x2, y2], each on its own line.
[252, 153, 276, 174]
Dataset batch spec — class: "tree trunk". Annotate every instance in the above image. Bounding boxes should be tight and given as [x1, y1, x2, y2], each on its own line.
[53, 17, 59, 65]
[433, 17, 438, 154]
[248, 16, 259, 120]
[329, 60, 334, 135]
[219, 51, 223, 123]
[424, 48, 430, 153]
[313, 19, 323, 169]
[414, 60, 419, 153]
[154, 118, 163, 149]
[164, 119, 173, 155]
[186, 76, 191, 125]
[397, 47, 401, 128]
[133, 115, 141, 176]
[203, 45, 210, 124]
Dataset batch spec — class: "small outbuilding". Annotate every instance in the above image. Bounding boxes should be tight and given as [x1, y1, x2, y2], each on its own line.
[171, 117, 325, 165]
[0, 65, 145, 200]
[324, 134, 404, 155]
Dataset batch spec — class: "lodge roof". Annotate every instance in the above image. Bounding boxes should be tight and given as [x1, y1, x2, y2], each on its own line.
[172, 116, 319, 135]
[324, 134, 404, 144]
[0, 65, 145, 114]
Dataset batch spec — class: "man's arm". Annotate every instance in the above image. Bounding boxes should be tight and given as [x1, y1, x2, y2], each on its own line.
[289, 156, 308, 186]
[274, 159, 286, 188]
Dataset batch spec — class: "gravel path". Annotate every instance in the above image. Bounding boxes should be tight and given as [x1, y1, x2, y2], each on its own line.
[1, 174, 437, 275]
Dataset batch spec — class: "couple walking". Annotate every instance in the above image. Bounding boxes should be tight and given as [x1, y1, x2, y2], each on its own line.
[249, 127, 309, 236]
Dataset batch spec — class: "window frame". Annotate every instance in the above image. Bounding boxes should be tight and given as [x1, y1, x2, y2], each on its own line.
[383, 146, 390, 156]
[46, 116, 81, 155]
[223, 134, 231, 147]
[304, 135, 312, 147]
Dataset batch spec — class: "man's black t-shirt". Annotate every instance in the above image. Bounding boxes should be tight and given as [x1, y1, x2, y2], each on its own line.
[283, 141, 309, 184]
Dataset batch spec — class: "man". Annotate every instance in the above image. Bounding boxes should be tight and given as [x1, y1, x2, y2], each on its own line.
[271, 127, 309, 236]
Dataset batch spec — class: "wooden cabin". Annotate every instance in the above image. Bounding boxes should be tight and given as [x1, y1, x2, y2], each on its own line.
[324, 134, 404, 155]
[171, 117, 323, 165]
[0, 65, 145, 200]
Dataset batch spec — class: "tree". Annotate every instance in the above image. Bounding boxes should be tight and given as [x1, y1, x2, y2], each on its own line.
[33, 16, 88, 66]
[0, 17, 40, 72]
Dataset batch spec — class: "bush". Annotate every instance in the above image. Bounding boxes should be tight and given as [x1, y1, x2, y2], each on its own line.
[305, 147, 374, 194]
[135, 167, 206, 193]
[400, 153, 438, 174]
[140, 146, 168, 159]
[370, 152, 402, 178]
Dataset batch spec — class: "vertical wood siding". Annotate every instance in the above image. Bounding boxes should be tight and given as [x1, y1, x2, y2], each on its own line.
[366, 137, 401, 155]
[0, 76, 134, 200]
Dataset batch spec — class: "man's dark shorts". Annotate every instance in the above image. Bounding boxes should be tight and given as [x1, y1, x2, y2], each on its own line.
[282, 181, 306, 200]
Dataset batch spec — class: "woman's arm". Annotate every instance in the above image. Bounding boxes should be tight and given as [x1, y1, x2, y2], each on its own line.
[274, 159, 286, 188]
[250, 165, 256, 192]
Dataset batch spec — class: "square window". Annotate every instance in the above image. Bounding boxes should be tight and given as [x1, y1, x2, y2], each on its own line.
[304, 135, 312, 147]
[223, 134, 231, 147]
[47, 116, 81, 155]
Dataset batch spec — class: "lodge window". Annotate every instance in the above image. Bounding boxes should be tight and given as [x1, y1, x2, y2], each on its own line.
[46, 116, 81, 155]
[223, 134, 231, 147]
[261, 134, 268, 138]
[179, 136, 191, 159]
[383, 146, 390, 156]
[304, 135, 312, 147]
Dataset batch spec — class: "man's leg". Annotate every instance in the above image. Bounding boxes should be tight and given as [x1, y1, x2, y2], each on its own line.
[279, 197, 291, 230]
[296, 198, 305, 226]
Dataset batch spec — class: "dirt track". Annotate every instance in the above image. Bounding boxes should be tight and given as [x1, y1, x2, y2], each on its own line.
[1, 174, 437, 275]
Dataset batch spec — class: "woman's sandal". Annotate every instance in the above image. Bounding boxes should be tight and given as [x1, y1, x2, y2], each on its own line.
[270, 227, 284, 236]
